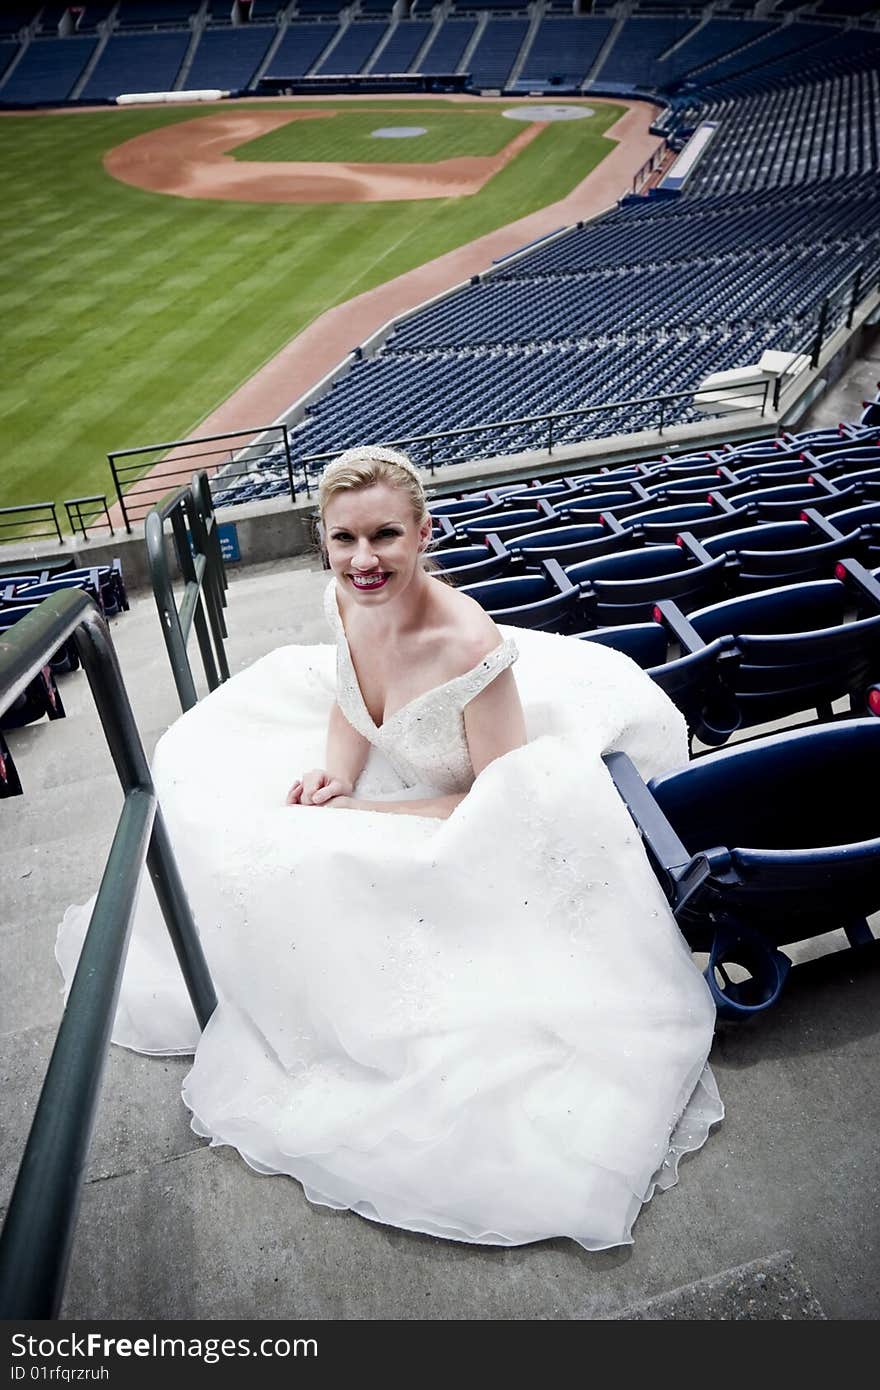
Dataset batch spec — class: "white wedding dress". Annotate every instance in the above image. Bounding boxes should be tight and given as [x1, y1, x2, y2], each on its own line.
[56, 580, 722, 1250]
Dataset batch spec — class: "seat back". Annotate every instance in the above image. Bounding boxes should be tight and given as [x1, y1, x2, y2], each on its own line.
[690, 580, 880, 724]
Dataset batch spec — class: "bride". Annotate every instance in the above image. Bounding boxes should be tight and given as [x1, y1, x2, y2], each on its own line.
[57, 446, 722, 1251]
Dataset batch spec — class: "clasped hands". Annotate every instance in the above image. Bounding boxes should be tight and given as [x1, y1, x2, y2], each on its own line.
[286, 770, 354, 809]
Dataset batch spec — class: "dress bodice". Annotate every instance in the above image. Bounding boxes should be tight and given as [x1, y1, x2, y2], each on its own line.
[324, 579, 518, 794]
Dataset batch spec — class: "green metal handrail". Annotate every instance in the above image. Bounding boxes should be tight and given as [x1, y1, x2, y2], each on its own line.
[146, 471, 229, 713]
[0, 589, 217, 1319]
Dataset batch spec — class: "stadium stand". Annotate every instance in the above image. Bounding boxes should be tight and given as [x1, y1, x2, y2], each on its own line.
[186, 24, 276, 91]
[264, 23, 338, 79]
[114, 1, 196, 27]
[1, 34, 96, 102]
[259, 176, 878, 474]
[315, 21, 387, 75]
[418, 18, 476, 74]
[517, 16, 613, 90]
[593, 16, 699, 89]
[466, 18, 531, 90]
[80, 31, 192, 100]
[370, 20, 433, 75]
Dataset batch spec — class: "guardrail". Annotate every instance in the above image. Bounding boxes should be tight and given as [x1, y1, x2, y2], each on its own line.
[0, 502, 63, 547]
[0, 589, 217, 1318]
[109, 424, 295, 534]
[64, 494, 114, 540]
[145, 471, 229, 713]
[300, 379, 773, 476]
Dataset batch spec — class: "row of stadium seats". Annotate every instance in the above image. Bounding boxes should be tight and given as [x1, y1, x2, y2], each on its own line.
[0, 561, 129, 795]
[420, 422, 880, 746]
[258, 175, 878, 479]
[3, 11, 879, 105]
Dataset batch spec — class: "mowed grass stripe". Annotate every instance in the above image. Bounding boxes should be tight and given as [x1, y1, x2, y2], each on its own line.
[0, 101, 623, 513]
[232, 110, 520, 165]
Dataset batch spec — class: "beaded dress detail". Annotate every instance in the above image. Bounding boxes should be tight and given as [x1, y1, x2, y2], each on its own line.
[325, 579, 518, 794]
[56, 594, 722, 1250]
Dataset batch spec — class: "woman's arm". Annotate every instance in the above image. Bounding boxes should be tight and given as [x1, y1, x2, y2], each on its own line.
[287, 701, 370, 805]
[326, 667, 527, 819]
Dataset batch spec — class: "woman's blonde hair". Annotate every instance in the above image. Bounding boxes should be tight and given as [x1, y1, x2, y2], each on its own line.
[318, 445, 428, 527]
[316, 445, 448, 578]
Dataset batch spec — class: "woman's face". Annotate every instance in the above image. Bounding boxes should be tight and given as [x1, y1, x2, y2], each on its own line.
[323, 483, 431, 605]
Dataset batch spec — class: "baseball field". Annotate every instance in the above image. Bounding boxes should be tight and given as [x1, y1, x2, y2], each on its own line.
[0, 98, 625, 522]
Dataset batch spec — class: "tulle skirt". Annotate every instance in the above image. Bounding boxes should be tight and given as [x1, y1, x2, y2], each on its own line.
[57, 626, 722, 1249]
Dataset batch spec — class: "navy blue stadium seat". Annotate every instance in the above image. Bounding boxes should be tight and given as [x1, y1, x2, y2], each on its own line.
[505, 518, 632, 569]
[687, 514, 860, 590]
[604, 719, 880, 1017]
[460, 559, 579, 633]
[577, 623, 739, 747]
[664, 560, 880, 734]
[432, 534, 511, 584]
[566, 537, 727, 627]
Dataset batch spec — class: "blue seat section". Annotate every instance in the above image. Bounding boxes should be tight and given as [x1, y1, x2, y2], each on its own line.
[580, 626, 739, 747]
[316, 21, 388, 75]
[593, 16, 697, 87]
[681, 56, 880, 195]
[682, 573, 880, 728]
[371, 21, 432, 75]
[466, 18, 530, 89]
[266, 23, 338, 78]
[295, 0, 346, 12]
[460, 564, 580, 633]
[187, 25, 275, 90]
[565, 542, 727, 626]
[419, 19, 475, 74]
[640, 17, 762, 86]
[604, 721, 880, 1016]
[517, 17, 613, 89]
[2, 35, 97, 102]
[115, 1, 195, 26]
[687, 21, 829, 88]
[81, 31, 190, 99]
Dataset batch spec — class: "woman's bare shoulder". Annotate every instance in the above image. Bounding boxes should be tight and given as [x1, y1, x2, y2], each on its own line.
[429, 580, 505, 671]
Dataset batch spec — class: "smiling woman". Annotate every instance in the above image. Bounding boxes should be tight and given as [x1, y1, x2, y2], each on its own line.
[288, 444, 526, 816]
[57, 440, 722, 1252]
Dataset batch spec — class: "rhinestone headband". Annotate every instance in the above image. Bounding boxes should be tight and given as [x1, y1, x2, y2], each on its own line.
[327, 445, 422, 483]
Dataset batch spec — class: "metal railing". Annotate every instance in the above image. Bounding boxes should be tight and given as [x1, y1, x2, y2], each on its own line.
[301, 379, 773, 477]
[64, 494, 114, 540]
[0, 589, 217, 1318]
[109, 424, 295, 534]
[0, 502, 63, 547]
[146, 471, 229, 713]
[632, 141, 667, 193]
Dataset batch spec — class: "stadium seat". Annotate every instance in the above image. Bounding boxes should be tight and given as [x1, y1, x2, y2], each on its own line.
[432, 534, 511, 584]
[658, 559, 880, 735]
[604, 719, 880, 1017]
[577, 623, 740, 747]
[505, 518, 632, 569]
[460, 559, 579, 633]
[565, 536, 727, 627]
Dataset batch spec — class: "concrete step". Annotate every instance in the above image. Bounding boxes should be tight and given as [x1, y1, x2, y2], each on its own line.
[610, 1251, 827, 1320]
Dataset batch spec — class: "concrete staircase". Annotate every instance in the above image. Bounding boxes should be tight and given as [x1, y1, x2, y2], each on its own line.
[1, 555, 876, 1317]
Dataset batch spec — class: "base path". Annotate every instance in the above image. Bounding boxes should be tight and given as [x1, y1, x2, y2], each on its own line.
[104, 107, 545, 203]
[104, 98, 661, 523]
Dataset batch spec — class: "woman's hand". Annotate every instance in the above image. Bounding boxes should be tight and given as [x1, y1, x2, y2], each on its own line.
[286, 770, 354, 806]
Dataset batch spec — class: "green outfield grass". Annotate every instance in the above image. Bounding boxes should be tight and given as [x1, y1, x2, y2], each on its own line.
[233, 108, 521, 164]
[0, 99, 623, 522]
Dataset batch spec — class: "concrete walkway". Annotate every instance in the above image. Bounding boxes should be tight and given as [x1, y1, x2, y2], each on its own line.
[2, 557, 878, 1319]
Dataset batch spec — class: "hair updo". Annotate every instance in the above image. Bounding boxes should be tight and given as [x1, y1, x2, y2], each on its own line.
[318, 445, 428, 529]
